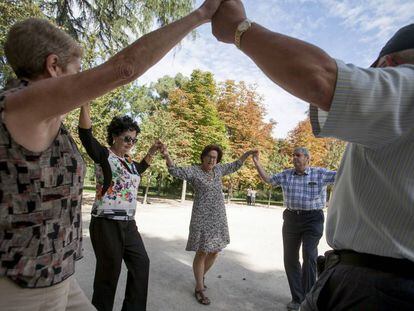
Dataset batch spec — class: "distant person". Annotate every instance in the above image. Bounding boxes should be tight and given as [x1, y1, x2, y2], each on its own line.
[253, 147, 336, 310]
[161, 144, 255, 305]
[246, 187, 252, 205]
[250, 189, 257, 206]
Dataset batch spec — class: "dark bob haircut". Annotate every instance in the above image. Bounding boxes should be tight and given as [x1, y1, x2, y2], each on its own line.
[106, 115, 141, 146]
[200, 144, 223, 163]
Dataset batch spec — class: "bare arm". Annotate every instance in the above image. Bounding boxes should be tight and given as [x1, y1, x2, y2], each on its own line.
[252, 151, 271, 183]
[238, 149, 256, 163]
[160, 144, 175, 167]
[142, 140, 162, 166]
[3, 0, 224, 152]
[212, 0, 337, 111]
[79, 103, 92, 129]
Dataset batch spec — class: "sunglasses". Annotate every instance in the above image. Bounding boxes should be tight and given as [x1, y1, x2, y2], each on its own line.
[122, 136, 138, 144]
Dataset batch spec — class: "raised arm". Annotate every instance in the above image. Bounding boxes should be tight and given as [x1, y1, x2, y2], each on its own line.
[134, 141, 162, 174]
[212, 0, 337, 112]
[79, 103, 92, 129]
[161, 144, 194, 181]
[3, 0, 225, 152]
[7, 0, 225, 120]
[252, 151, 271, 184]
[219, 149, 255, 176]
[78, 104, 108, 163]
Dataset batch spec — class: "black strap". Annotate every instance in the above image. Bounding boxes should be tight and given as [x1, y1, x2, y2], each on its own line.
[334, 250, 414, 277]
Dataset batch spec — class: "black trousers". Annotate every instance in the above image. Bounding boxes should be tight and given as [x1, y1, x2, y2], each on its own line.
[301, 252, 414, 310]
[282, 209, 324, 303]
[90, 217, 150, 311]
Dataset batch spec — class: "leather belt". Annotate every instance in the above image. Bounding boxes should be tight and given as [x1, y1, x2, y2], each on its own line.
[327, 250, 414, 277]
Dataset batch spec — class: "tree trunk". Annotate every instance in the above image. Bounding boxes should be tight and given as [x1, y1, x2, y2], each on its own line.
[143, 172, 152, 205]
[181, 179, 187, 203]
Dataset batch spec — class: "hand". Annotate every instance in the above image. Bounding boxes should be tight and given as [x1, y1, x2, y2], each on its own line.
[245, 149, 257, 157]
[198, 0, 227, 22]
[148, 139, 162, 156]
[159, 143, 169, 158]
[212, 0, 247, 43]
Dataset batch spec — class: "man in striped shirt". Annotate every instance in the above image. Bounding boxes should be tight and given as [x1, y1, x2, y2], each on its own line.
[253, 148, 336, 310]
[212, 1, 414, 310]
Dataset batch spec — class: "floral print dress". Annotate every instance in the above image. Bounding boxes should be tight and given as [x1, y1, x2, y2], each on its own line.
[169, 160, 243, 252]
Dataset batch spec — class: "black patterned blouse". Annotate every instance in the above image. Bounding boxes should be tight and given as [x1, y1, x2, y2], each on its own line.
[0, 82, 86, 288]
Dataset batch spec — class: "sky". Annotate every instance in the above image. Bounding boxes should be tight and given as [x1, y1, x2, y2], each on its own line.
[138, 0, 414, 138]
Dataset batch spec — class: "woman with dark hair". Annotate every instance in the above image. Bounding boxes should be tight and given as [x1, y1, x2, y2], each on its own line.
[161, 144, 255, 305]
[79, 104, 160, 310]
[0, 0, 225, 309]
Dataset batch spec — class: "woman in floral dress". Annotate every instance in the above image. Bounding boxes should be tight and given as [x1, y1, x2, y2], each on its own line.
[161, 144, 255, 305]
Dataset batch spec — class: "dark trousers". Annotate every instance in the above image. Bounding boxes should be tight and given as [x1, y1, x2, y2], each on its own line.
[90, 217, 150, 311]
[282, 209, 324, 303]
[301, 252, 414, 310]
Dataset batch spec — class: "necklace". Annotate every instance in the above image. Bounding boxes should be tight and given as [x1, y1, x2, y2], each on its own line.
[201, 167, 215, 180]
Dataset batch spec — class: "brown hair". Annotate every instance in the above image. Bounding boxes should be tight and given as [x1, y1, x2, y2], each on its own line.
[200, 145, 223, 163]
[4, 18, 83, 79]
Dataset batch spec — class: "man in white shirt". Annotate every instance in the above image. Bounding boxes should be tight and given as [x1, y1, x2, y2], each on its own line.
[211, 1, 414, 310]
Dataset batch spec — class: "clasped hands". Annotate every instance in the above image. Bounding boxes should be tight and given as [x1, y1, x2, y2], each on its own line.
[199, 0, 248, 45]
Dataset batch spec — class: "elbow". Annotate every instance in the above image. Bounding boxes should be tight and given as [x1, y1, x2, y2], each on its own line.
[111, 52, 149, 85]
[309, 60, 337, 112]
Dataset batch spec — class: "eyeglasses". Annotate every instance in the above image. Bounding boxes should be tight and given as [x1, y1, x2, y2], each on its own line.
[122, 136, 138, 144]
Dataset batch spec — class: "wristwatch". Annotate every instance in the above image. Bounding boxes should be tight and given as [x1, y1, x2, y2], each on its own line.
[235, 19, 252, 49]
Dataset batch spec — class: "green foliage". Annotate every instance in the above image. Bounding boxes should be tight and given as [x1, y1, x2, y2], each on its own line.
[0, 0, 44, 85]
[168, 70, 229, 164]
[0, 0, 194, 86]
[39, 0, 194, 54]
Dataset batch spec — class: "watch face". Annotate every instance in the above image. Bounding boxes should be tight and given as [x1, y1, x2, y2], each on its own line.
[238, 20, 251, 32]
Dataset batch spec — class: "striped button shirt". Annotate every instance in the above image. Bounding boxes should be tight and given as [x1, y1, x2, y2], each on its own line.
[269, 167, 336, 210]
[310, 60, 414, 261]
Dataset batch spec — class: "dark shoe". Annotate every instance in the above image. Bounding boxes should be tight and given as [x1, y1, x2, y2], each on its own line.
[287, 301, 301, 310]
[195, 289, 211, 305]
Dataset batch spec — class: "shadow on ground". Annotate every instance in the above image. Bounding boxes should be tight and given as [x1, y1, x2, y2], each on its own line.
[76, 221, 289, 311]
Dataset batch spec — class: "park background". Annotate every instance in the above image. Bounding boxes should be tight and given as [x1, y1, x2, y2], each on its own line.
[2, 0, 412, 204]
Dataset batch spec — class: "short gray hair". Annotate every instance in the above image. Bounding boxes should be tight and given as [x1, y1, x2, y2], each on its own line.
[293, 147, 310, 158]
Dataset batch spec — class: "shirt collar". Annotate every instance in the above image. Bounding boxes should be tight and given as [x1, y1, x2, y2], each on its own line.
[293, 167, 310, 176]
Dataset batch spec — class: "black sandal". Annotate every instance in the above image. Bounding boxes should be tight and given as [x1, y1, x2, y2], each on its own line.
[195, 289, 211, 305]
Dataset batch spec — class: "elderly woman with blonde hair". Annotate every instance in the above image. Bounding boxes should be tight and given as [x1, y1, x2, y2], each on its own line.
[0, 1, 226, 310]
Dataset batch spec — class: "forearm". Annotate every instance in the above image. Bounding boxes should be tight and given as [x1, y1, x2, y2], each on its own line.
[239, 152, 250, 163]
[10, 10, 208, 122]
[253, 160, 270, 183]
[164, 154, 175, 167]
[240, 23, 337, 111]
[79, 105, 92, 129]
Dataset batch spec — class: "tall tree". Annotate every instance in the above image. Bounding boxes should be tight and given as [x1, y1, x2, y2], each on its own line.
[168, 70, 229, 164]
[217, 80, 276, 193]
[1, 0, 194, 85]
[134, 108, 192, 202]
